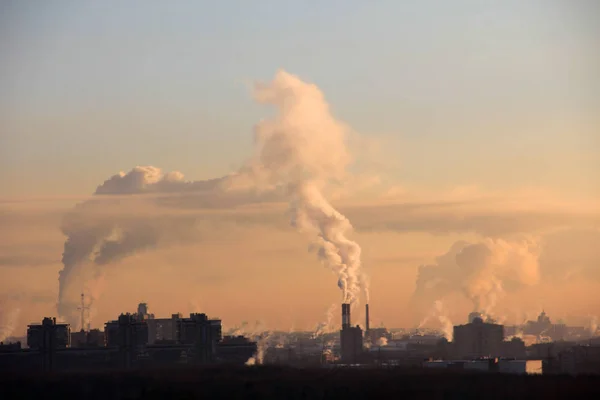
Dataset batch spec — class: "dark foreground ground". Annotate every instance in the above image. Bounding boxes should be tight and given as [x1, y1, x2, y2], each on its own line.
[1, 366, 599, 400]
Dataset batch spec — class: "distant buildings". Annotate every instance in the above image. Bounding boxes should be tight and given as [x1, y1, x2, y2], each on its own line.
[453, 316, 504, 359]
[1, 303, 597, 375]
[71, 329, 105, 348]
[0, 341, 21, 353]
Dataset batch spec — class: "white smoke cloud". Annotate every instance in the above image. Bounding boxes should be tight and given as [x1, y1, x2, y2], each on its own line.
[252, 72, 363, 304]
[245, 331, 272, 366]
[413, 238, 540, 319]
[57, 70, 366, 325]
[418, 300, 454, 341]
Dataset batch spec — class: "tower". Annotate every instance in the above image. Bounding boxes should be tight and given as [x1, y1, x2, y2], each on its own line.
[340, 303, 363, 363]
[77, 293, 90, 332]
[342, 303, 351, 329]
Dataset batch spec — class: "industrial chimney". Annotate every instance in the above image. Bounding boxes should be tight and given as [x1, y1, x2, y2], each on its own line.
[365, 304, 370, 332]
[342, 303, 351, 329]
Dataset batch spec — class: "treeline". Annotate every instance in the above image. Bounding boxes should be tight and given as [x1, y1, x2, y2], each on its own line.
[1, 366, 599, 399]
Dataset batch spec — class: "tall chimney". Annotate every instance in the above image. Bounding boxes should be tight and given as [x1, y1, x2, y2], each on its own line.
[342, 303, 351, 329]
[365, 304, 370, 332]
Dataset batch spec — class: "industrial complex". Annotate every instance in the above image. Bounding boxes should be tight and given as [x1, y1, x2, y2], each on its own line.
[1, 297, 599, 375]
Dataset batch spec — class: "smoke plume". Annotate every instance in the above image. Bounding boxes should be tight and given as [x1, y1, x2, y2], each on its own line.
[245, 331, 272, 366]
[413, 238, 540, 318]
[0, 307, 21, 342]
[251, 71, 364, 304]
[57, 70, 365, 324]
[418, 300, 454, 341]
[312, 303, 337, 338]
[590, 315, 598, 337]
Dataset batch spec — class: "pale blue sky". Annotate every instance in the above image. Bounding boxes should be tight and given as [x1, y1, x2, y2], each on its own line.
[1, 0, 598, 197]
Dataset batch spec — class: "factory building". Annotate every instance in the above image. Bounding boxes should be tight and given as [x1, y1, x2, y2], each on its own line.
[340, 303, 363, 364]
[453, 315, 504, 359]
[177, 313, 222, 363]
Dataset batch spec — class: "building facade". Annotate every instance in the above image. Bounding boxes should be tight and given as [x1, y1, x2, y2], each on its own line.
[27, 317, 70, 350]
[177, 313, 222, 363]
[453, 317, 504, 359]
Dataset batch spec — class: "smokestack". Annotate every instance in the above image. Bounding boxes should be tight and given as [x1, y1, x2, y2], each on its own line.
[342, 303, 351, 329]
[365, 304, 370, 332]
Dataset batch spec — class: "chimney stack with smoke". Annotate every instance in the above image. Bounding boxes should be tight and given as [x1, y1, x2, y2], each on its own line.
[365, 304, 370, 332]
[342, 303, 351, 329]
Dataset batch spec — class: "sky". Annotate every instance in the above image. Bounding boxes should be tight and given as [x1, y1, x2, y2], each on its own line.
[0, 1, 599, 337]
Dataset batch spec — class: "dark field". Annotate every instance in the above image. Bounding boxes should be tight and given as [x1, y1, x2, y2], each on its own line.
[1, 366, 599, 399]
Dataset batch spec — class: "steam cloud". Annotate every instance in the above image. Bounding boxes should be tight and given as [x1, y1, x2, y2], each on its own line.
[590, 316, 598, 337]
[0, 307, 21, 342]
[58, 70, 366, 324]
[413, 238, 540, 319]
[312, 303, 337, 338]
[418, 300, 454, 341]
[245, 331, 272, 366]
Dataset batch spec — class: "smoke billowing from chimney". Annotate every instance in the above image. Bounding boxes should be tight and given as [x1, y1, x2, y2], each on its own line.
[413, 238, 540, 320]
[57, 71, 366, 324]
[252, 71, 365, 303]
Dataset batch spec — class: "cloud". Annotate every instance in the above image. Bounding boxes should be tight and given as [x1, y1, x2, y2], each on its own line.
[539, 228, 600, 282]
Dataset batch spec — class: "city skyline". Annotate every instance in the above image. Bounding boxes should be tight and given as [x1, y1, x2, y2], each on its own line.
[1, 1, 599, 338]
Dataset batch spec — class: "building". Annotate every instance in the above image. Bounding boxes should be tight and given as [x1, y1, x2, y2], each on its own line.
[423, 359, 542, 374]
[555, 345, 600, 375]
[147, 313, 182, 344]
[217, 335, 257, 365]
[105, 314, 149, 348]
[27, 317, 70, 350]
[498, 359, 542, 374]
[136, 302, 155, 320]
[500, 337, 526, 359]
[340, 303, 363, 364]
[177, 313, 222, 363]
[453, 316, 504, 359]
[27, 317, 71, 371]
[0, 342, 21, 353]
[71, 329, 105, 348]
[105, 314, 149, 369]
[524, 311, 552, 336]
